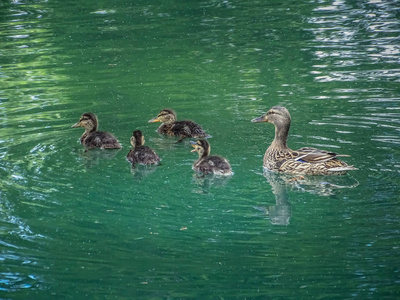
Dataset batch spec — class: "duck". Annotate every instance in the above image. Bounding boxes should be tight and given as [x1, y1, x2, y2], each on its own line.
[126, 130, 161, 166]
[72, 112, 121, 149]
[148, 108, 210, 142]
[190, 139, 233, 176]
[251, 106, 357, 175]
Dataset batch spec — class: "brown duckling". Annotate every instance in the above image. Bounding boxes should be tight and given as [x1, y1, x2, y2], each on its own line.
[148, 108, 210, 142]
[190, 140, 233, 176]
[72, 112, 121, 149]
[251, 106, 357, 175]
[127, 130, 161, 166]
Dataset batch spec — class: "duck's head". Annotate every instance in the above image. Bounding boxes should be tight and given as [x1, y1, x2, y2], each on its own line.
[130, 130, 145, 147]
[190, 139, 210, 158]
[148, 109, 177, 125]
[251, 106, 291, 128]
[72, 112, 98, 131]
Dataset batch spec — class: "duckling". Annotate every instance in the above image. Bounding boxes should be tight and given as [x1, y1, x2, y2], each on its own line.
[127, 130, 161, 166]
[72, 112, 121, 149]
[148, 108, 210, 142]
[190, 140, 233, 176]
[251, 106, 357, 175]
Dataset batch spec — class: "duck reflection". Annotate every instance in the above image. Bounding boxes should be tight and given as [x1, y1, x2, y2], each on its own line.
[277, 171, 360, 197]
[256, 170, 292, 225]
[129, 164, 159, 179]
[75, 147, 121, 168]
[258, 169, 359, 225]
[192, 173, 231, 194]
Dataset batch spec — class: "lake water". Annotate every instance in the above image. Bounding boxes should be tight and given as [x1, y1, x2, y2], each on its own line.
[1, 0, 400, 299]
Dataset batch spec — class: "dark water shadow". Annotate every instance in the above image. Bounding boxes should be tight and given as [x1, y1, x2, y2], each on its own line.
[0, 191, 47, 292]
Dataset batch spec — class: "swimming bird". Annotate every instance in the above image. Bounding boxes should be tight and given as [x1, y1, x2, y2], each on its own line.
[148, 108, 210, 142]
[190, 139, 232, 176]
[127, 130, 161, 166]
[251, 106, 357, 175]
[72, 112, 121, 150]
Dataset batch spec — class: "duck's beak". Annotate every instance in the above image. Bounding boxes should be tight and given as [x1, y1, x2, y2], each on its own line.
[251, 115, 267, 123]
[71, 121, 81, 128]
[190, 141, 197, 152]
[148, 116, 160, 123]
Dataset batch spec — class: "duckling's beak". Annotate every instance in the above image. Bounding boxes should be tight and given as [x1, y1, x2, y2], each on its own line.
[71, 121, 81, 128]
[251, 115, 268, 123]
[190, 141, 197, 152]
[148, 116, 160, 123]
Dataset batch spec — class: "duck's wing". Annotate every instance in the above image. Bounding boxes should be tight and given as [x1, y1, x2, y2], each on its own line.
[126, 149, 137, 164]
[85, 131, 121, 149]
[137, 146, 161, 164]
[173, 121, 208, 137]
[294, 147, 350, 164]
[170, 121, 190, 136]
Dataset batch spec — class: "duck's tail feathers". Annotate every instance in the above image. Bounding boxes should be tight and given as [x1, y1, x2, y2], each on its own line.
[329, 166, 358, 172]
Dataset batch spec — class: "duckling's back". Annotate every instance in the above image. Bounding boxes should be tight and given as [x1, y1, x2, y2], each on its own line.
[160, 120, 209, 138]
[194, 156, 232, 175]
[127, 146, 161, 166]
[84, 131, 121, 149]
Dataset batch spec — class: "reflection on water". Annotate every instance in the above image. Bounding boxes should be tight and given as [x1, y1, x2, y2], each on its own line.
[255, 171, 292, 226]
[75, 148, 121, 169]
[259, 169, 359, 225]
[276, 171, 360, 197]
[191, 173, 232, 194]
[129, 164, 159, 179]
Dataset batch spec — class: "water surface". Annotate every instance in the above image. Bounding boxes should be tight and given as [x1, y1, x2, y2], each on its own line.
[1, 0, 400, 299]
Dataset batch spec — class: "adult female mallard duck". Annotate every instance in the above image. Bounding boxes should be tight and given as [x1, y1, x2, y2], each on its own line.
[148, 109, 210, 142]
[251, 106, 357, 175]
[127, 130, 161, 166]
[72, 112, 121, 149]
[190, 140, 233, 176]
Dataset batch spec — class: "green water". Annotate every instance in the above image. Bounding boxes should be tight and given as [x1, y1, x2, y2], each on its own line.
[1, 0, 400, 299]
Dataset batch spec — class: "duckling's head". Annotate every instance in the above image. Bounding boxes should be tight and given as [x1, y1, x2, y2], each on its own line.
[251, 106, 291, 128]
[190, 140, 210, 158]
[148, 109, 177, 125]
[130, 130, 145, 147]
[72, 112, 98, 132]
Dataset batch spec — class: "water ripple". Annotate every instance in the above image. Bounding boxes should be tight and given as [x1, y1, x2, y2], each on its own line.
[307, 0, 400, 83]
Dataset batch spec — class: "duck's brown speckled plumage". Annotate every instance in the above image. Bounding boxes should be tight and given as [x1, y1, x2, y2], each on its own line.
[251, 106, 357, 175]
[148, 109, 210, 142]
[126, 130, 161, 166]
[72, 112, 121, 150]
[190, 140, 232, 176]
